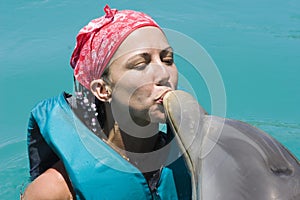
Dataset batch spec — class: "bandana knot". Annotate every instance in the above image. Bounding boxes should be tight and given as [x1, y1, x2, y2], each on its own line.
[104, 5, 115, 18]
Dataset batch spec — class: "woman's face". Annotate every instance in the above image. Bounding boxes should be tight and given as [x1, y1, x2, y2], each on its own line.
[108, 26, 178, 126]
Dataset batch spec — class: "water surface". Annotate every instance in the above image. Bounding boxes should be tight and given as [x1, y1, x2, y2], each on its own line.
[0, 0, 299, 199]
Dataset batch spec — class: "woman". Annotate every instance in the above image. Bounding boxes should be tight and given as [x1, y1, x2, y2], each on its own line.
[22, 5, 192, 200]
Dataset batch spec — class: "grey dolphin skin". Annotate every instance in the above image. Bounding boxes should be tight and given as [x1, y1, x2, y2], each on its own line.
[163, 90, 300, 200]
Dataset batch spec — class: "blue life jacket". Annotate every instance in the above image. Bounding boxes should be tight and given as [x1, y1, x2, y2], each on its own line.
[27, 92, 192, 199]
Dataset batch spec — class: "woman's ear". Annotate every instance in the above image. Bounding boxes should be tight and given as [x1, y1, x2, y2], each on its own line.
[90, 79, 112, 102]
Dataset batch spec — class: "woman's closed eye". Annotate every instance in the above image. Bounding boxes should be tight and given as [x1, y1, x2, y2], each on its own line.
[162, 56, 174, 65]
[160, 48, 174, 66]
[127, 53, 150, 70]
[134, 60, 148, 69]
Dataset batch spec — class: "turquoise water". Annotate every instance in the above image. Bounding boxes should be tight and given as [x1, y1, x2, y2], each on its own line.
[1, 0, 299, 199]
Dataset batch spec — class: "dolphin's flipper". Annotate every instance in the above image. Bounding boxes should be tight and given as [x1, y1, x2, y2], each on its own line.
[163, 90, 300, 200]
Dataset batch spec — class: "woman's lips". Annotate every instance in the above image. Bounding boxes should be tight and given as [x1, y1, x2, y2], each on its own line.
[155, 89, 172, 103]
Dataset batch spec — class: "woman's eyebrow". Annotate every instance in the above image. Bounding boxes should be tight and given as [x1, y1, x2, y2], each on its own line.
[163, 46, 173, 52]
[126, 52, 150, 64]
[160, 47, 174, 56]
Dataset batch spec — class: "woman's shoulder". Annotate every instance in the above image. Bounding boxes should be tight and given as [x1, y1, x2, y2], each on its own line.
[21, 162, 73, 200]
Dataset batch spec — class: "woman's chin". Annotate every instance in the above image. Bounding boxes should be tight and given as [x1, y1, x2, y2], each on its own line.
[148, 109, 167, 124]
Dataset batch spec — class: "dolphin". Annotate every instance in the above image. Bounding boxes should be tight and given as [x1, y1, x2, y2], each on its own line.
[163, 90, 300, 200]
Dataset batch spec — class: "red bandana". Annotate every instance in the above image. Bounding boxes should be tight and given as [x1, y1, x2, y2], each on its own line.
[70, 5, 160, 89]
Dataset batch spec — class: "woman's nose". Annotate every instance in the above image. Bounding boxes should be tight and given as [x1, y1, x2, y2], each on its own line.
[153, 61, 171, 86]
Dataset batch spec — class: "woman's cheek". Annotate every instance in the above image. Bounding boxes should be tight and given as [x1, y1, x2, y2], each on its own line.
[130, 86, 153, 109]
[170, 68, 179, 89]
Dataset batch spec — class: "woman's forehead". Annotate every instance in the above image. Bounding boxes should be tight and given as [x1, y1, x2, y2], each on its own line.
[109, 26, 170, 63]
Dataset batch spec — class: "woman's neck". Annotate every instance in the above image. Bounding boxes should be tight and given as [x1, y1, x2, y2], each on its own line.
[103, 103, 160, 154]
